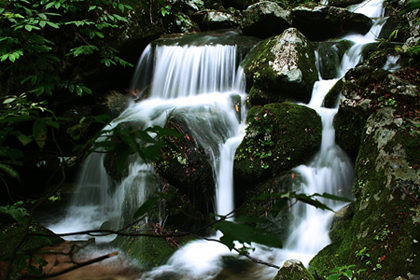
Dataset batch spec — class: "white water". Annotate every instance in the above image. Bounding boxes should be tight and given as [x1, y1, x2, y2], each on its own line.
[41, 0, 391, 278]
[145, 0, 388, 278]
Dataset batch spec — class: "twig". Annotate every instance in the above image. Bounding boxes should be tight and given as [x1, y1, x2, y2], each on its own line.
[16, 252, 119, 280]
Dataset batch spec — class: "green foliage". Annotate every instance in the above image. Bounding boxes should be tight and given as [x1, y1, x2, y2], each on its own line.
[0, 0, 134, 97]
[0, 94, 61, 182]
[327, 264, 366, 280]
[0, 201, 29, 224]
[83, 124, 183, 175]
[0, 0, 137, 189]
[399, 0, 420, 14]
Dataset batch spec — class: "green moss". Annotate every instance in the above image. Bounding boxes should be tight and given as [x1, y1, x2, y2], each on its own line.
[234, 103, 322, 205]
[241, 29, 318, 106]
[312, 107, 420, 279]
[323, 78, 343, 108]
[275, 259, 316, 280]
[112, 230, 194, 269]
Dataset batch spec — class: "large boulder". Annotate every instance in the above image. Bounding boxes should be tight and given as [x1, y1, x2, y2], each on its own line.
[154, 111, 216, 216]
[334, 65, 420, 159]
[242, 28, 318, 106]
[192, 8, 242, 31]
[291, 6, 373, 41]
[241, 1, 292, 39]
[233, 103, 322, 203]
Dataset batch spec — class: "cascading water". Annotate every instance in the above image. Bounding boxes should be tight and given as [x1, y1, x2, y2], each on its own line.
[41, 0, 395, 278]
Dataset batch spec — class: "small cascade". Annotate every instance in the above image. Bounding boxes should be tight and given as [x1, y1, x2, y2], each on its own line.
[255, 0, 388, 271]
[44, 31, 252, 246]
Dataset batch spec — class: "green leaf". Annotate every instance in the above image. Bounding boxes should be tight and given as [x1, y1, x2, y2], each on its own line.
[17, 133, 33, 146]
[46, 21, 59, 28]
[38, 13, 47, 20]
[400, 0, 420, 13]
[32, 119, 48, 150]
[93, 114, 112, 124]
[25, 24, 40, 31]
[343, 269, 353, 278]
[326, 274, 341, 280]
[3, 97, 17, 104]
[133, 196, 160, 219]
[80, 86, 92, 95]
[312, 192, 353, 203]
[75, 85, 83, 96]
[214, 219, 282, 251]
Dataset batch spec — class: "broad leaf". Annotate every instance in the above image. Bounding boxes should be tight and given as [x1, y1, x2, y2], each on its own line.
[133, 197, 160, 219]
[32, 119, 47, 150]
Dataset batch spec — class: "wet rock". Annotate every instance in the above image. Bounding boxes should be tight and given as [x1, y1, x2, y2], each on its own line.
[153, 109, 216, 216]
[98, 90, 129, 119]
[174, 12, 201, 33]
[221, 0, 260, 10]
[241, 1, 292, 39]
[334, 65, 420, 159]
[241, 28, 318, 106]
[329, 203, 355, 242]
[310, 70, 420, 279]
[234, 103, 322, 199]
[327, 0, 364, 8]
[323, 78, 344, 108]
[274, 259, 315, 280]
[291, 5, 373, 41]
[315, 40, 353, 79]
[193, 9, 242, 31]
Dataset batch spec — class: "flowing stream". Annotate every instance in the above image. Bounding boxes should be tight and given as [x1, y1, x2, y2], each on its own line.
[40, 0, 396, 278]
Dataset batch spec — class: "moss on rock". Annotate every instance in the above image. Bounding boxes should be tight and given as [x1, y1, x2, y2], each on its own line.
[112, 229, 193, 270]
[241, 28, 318, 106]
[234, 103, 322, 205]
[310, 106, 420, 279]
[274, 259, 316, 280]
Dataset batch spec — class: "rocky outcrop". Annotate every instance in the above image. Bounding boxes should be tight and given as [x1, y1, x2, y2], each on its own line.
[310, 104, 420, 279]
[242, 28, 318, 106]
[333, 65, 420, 159]
[310, 64, 420, 279]
[291, 6, 373, 41]
[241, 1, 292, 39]
[233, 103, 322, 203]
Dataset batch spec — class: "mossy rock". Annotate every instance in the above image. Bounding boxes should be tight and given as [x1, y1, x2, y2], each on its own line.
[241, 28, 318, 106]
[323, 78, 344, 108]
[274, 259, 316, 280]
[162, 184, 215, 234]
[112, 230, 194, 270]
[154, 112, 216, 217]
[311, 107, 420, 279]
[334, 65, 420, 159]
[233, 103, 322, 204]
[315, 40, 353, 80]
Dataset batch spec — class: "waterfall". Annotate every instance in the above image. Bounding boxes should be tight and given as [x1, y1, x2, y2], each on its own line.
[40, 0, 392, 277]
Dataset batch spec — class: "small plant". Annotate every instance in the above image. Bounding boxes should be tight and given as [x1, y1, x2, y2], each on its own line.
[327, 264, 366, 280]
